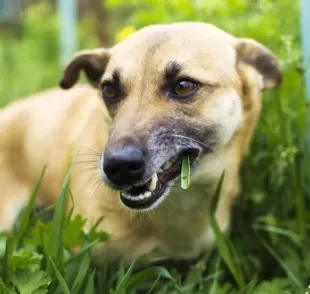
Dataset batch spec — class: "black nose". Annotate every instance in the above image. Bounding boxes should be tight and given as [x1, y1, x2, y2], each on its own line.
[103, 139, 145, 186]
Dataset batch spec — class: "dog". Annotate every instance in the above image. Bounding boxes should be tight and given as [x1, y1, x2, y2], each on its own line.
[0, 22, 282, 263]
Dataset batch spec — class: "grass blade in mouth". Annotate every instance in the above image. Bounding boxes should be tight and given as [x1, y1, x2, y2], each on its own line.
[181, 155, 191, 189]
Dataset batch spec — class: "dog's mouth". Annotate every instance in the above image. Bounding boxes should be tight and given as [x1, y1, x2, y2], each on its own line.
[120, 149, 199, 210]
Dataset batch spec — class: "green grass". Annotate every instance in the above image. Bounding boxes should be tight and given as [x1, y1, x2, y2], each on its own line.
[0, 158, 309, 293]
[0, 165, 178, 293]
[1, 1, 310, 293]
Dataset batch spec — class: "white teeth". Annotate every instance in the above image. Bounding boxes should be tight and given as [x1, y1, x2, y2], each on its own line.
[145, 191, 151, 197]
[121, 191, 153, 201]
[148, 173, 158, 192]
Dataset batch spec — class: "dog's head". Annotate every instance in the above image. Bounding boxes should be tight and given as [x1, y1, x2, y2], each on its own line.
[60, 22, 282, 211]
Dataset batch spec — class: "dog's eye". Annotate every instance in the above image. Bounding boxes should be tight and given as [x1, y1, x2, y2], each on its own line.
[101, 82, 119, 102]
[174, 80, 196, 95]
[169, 79, 199, 98]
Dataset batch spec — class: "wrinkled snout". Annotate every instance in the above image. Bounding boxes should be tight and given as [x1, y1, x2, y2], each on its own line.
[99, 123, 204, 210]
[103, 137, 146, 186]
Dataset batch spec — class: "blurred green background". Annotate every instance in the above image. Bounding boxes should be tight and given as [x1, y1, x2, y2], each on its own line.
[1, 0, 310, 293]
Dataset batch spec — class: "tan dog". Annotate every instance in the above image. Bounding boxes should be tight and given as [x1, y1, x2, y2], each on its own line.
[0, 22, 281, 263]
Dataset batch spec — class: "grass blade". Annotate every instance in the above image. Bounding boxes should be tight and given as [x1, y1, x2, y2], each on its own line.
[210, 171, 225, 215]
[71, 252, 91, 292]
[0, 277, 12, 293]
[209, 171, 245, 288]
[259, 237, 303, 289]
[181, 155, 191, 189]
[48, 164, 73, 268]
[65, 239, 99, 266]
[0, 236, 14, 281]
[209, 258, 221, 294]
[49, 257, 71, 294]
[114, 260, 136, 294]
[128, 266, 176, 289]
[85, 269, 96, 294]
[15, 166, 47, 248]
[147, 275, 161, 294]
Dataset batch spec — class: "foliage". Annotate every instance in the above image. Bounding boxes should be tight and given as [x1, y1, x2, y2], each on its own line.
[0, 166, 176, 293]
[0, 2, 98, 107]
[1, 0, 310, 293]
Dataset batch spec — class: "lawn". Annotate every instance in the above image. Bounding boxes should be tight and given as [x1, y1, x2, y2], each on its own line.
[0, 1, 310, 293]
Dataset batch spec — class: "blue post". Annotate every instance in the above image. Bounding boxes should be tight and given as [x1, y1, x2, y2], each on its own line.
[300, 0, 310, 147]
[57, 0, 78, 66]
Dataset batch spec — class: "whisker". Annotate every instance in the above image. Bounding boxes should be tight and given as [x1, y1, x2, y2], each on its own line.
[165, 195, 176, 205]
[171, 134, 214, 150]
[93, 180, 104, 197]
[88, 180, 101, 199]
[146, 210, 153, 221]
[73, 144, 101, 155]
[85, 172, 100, 189]
[171, 134, 224, 165]
[71, 153, 99, 158]
[72, 160, 98, 165]
[84, 177, 98, 198]
[139, 210, 143, 221]
[129, 208, 134, 222]
[73, 167, 98, 177]
[161, 201, 174, 214]
[87, 179, 103, 199]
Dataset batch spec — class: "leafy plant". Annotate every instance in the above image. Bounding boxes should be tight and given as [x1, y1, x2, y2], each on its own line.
[0, 166, 179, 293]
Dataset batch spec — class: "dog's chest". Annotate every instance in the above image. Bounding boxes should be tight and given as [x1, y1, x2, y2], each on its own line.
[150, 184, 215, 259]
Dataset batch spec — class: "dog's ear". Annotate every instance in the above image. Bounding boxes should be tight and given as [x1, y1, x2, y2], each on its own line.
[59, 48, 110, 89]
[235, 39, 282, 90]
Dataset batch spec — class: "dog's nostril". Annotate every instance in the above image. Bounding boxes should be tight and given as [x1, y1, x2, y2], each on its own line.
[106, 166, 118, 177]
[129, 163, 142, 172]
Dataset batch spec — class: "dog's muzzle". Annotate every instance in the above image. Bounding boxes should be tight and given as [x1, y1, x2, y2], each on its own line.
[99, 135, 200, 211]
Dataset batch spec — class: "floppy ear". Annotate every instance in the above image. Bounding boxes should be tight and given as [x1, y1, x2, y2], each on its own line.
[235, 39, 282, 90]
[59, 48, 110, 89]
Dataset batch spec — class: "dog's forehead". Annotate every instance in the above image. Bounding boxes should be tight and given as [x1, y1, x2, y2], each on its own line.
[108, 23, 238, 76]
